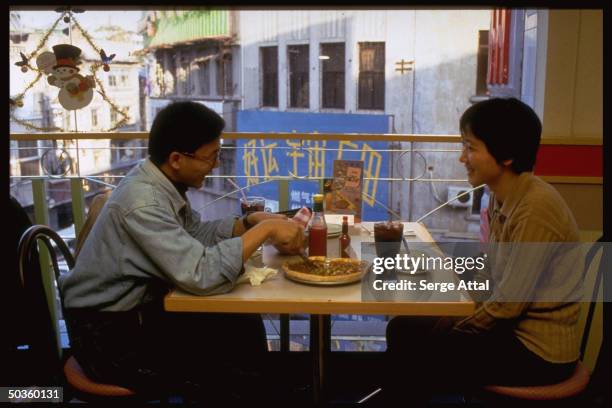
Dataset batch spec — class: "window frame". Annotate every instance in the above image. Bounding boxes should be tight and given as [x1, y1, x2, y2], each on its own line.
[260, 45, 279, 108]
[476, 30, 490, 96]
[216, 52, 233, 98]
[197, 58, 211, 96]
[287, 44, 310, 109]
[357, 42, 385, 111]
[320, 42, 346, 110]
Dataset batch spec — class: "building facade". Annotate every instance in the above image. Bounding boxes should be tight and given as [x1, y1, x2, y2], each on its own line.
[139, 10, 242, 219]
[236, 10, 490, 233]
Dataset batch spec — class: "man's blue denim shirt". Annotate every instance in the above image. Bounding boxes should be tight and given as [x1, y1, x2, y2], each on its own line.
[59, 158, 243, 311]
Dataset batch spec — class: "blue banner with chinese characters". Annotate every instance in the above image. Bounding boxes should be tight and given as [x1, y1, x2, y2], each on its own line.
[235, 111, 391, 221]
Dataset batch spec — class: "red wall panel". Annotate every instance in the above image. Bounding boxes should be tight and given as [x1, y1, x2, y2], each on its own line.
[534, 145, 603, 177]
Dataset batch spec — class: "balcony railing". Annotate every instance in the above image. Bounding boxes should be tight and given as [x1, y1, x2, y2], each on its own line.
[10, 131, 470, 239]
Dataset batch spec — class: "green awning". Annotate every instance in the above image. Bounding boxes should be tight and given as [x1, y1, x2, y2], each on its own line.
[145, 10, 230, 48]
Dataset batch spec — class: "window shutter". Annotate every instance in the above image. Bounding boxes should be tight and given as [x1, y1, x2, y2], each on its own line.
[488, 9, 511, 85]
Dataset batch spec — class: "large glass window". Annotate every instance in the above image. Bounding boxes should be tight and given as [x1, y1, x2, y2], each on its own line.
[358, 42, 385, 110]
[11, 8, 562, 355]
[261, 46, 278, 107]
[288, 44, 309, 108]
[197, 59, 211, 95]
[320, 42, 345, 109]
[216, 53, 233, 97]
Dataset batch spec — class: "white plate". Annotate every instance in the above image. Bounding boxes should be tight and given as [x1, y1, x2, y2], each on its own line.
[284, 271, 363, 286]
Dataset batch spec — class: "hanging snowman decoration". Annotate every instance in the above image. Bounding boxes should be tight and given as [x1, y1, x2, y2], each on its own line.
[36, 44, 96, 110]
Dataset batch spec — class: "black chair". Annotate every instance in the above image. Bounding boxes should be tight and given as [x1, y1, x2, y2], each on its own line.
[18, 225, 136, 401]
[478, 237, 606, 406]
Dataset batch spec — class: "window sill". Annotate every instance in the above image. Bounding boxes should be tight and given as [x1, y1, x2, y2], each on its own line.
[150, 96, 240, 102]
[319, 108, 346, 113]
[469, 95, 490, 104]
[355, 109, 386, 114]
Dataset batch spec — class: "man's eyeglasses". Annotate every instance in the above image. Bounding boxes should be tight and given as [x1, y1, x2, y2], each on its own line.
[180, 151, 219, 166]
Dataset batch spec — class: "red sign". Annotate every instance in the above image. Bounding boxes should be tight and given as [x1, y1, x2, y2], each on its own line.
[488, 9, 511, 85]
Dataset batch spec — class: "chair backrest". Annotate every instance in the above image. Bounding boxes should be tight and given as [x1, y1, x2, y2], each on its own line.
[578, 237, 605, 364]
[74, 190, 112, 259]
[8, 196, 41, 351]
[18, 225, 76, 370]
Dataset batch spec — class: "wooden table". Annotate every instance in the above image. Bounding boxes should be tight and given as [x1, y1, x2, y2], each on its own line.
[165, 222, 475, 404]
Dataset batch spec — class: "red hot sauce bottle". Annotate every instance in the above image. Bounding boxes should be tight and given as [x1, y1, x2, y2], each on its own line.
[339, 216, 350, 258]
[308, 194, 327, 257]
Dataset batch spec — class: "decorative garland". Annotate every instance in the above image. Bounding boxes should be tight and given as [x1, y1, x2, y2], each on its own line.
[20, 14, 64, 72]
[10, 9, 130, 132]
[89, 63, 129, 131]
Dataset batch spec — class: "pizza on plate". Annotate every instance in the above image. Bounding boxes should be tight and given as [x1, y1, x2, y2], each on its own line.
[282, 256, 367, 284]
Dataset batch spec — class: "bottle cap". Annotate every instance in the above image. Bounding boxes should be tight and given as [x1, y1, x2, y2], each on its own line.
[313, 194, 324, 204]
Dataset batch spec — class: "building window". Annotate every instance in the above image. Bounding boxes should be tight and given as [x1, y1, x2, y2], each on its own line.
[120, 74, 129, 87]
[110, 109, 117, 124]
[20, 159, 40, 176]
[476, 30, 489, 95]
[18, 140, 38, 159]
[108, 75, 117, 87]
[198, 60, 211, 95]
[288, 44, 309, 108]
[167, 54, 177, 95]
[320, 42, 345, 109]
[91, 109, 98, 127]
[358, 42, 385, 110]
[179, 66, 189, 95]
[261, 46, 278, 107]
[188, 63, 197, 96]
[178, 54, 192, 96]
[216, 53, 233, 97]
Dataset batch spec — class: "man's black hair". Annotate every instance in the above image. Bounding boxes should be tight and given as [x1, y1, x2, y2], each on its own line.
[459, 97, 542, 173]
[148, 101, 225, 165]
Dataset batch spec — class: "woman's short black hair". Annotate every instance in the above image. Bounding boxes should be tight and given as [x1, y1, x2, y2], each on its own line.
[459, 97, 542, 173]
[148, 101, 225, 165]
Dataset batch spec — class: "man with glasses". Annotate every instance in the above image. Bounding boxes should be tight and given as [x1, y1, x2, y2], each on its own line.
[60, 102, 305, 403]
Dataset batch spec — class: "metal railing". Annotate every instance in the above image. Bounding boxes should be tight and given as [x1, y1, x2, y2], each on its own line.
[10, 132, 472, 241]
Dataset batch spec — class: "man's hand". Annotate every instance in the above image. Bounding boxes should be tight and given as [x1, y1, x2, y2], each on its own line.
[240, 219, 305, 261]
[247, 211, 287, 226]
[264, 219, 306, 255]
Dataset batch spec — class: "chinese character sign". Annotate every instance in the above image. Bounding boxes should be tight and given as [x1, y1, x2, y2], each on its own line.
[235, 138, 390, 221]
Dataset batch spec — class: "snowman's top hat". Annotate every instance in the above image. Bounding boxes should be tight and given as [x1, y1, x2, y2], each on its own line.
[52, 44, 81, 71]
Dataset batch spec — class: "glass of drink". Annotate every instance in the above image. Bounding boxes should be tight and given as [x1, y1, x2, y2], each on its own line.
[240, 196, 266, 215]
[374, 221, 404, 258]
